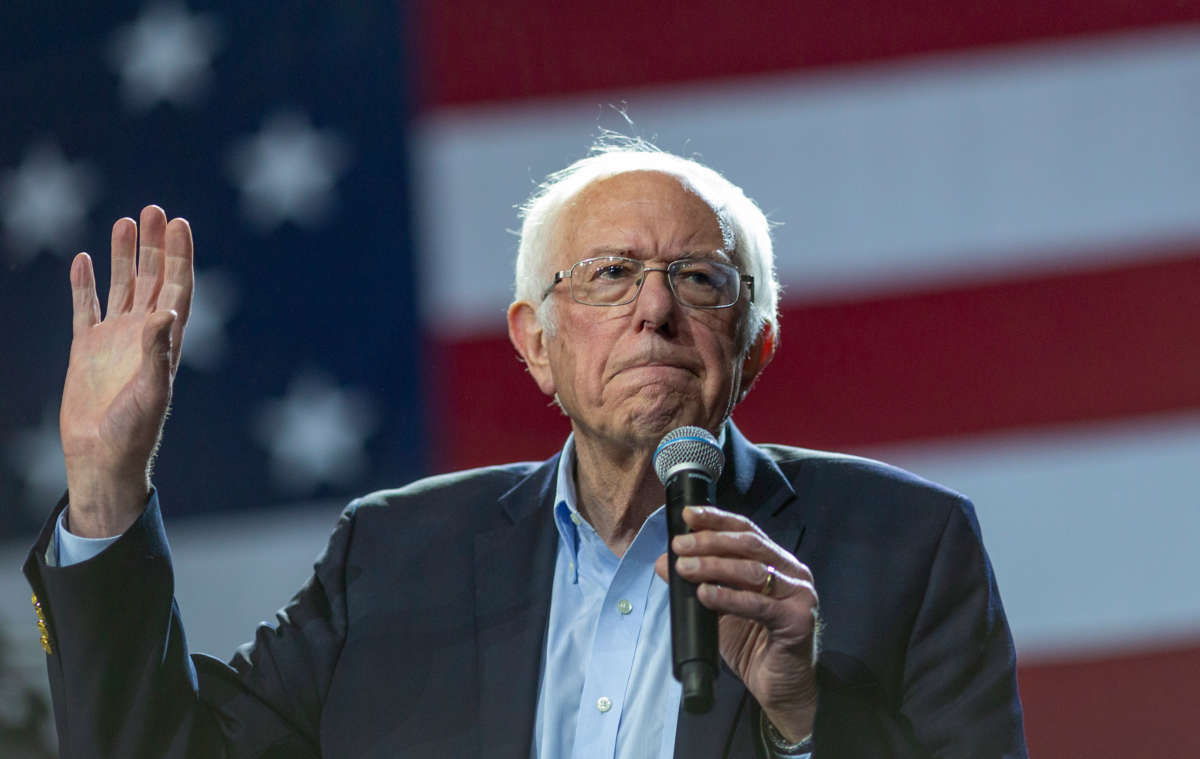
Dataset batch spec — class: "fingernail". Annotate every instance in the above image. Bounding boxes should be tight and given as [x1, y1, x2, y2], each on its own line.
[677, 557, 699, 572]
[674, 534, 695, 551]
[685, 506, 704, 517]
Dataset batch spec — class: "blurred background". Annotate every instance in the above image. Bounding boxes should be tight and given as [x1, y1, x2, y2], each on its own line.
[2, 1, 1199, 755]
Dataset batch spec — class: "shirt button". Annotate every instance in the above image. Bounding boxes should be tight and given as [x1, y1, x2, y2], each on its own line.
[569, 512, 582, 526]
[596, 696, 612, 713]
[616, 599, 633, 615]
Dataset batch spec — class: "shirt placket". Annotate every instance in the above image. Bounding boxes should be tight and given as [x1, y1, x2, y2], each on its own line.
[571, 533, 653, 758]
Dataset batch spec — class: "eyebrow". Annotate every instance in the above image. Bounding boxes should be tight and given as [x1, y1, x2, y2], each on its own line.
[583, 246, 635, 257]
[581, 247, 733, 263]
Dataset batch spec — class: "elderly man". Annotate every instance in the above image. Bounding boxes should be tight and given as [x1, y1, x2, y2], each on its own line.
[24, 139, 1027, 758]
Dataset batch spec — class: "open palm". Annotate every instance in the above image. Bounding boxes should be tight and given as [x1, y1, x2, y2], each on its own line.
[59, 206, 193, 535]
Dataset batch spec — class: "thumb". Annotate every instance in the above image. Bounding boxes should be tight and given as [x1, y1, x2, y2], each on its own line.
[654, 552, 670, 583]
[142, 310, 178, 379]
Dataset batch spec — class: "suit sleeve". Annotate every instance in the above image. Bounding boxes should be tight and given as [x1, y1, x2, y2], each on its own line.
[900, 499, 1028, 758]
[22, 493, 357, 759]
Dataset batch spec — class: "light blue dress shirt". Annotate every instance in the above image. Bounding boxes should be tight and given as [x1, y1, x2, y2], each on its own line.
[531, 436, 808, 758]
[52, 505, 121, 565]
[530, 435, 682, 758]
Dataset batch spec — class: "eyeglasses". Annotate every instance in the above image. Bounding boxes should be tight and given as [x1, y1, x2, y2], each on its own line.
[541, 255, 754, 309]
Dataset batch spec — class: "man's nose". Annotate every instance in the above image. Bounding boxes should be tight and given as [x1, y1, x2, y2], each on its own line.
[633, 267, 677, 328]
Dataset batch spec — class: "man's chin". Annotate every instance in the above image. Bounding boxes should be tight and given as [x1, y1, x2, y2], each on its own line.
[622, 402, 713, 444]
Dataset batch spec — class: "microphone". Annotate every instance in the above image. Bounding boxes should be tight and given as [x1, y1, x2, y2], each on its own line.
[654, 425, 724, 714]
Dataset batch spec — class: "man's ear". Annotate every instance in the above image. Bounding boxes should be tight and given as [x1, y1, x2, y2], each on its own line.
[736, 321, 776, 402]
[507, 301, 557, 397]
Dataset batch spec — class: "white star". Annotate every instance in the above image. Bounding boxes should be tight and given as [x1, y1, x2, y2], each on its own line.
[5, 408, 66, 518]
[253, 372, 376, 495]
[227, 110, 350, 232]
[181, 269, 237, 371]
[1, 142, 99, 265]
[108, 1, 221, 110]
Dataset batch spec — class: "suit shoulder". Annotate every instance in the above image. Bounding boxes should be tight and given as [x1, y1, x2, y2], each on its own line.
[346, 461, 545, 518]
[758, 443, 973, 523]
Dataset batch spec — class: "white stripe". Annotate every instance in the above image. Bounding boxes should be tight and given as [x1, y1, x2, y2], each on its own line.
[415, 26, 1200, 335]
[865, 410, 1200, 661]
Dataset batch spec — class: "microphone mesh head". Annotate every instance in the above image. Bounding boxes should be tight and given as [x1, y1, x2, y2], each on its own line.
[653, 426, 724, 484]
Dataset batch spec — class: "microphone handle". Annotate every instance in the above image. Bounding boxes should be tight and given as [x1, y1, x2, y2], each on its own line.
[666, 468, 719, 714]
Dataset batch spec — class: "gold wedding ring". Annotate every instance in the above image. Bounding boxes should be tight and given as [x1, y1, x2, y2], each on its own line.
[760, 564, 777, 597]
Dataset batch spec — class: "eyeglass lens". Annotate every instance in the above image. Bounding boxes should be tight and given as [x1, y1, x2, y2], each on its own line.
[571, 257, 740, 308]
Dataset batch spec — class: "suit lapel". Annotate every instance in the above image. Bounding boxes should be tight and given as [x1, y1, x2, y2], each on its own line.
[674, 423, 807, 758]
[723, 423, 803, 551]
[473, 456, 560, 756]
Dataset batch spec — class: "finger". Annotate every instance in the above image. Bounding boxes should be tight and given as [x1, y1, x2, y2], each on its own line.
[673, 527, 771, 560]
[70, 253, 101, 336]
[654, 552, 669, 583]
[682, 505, 761, 534]
[107, 218, 137, 317]
[158, 218, 194, 367]
[677, 506, 811, 580]
[132, 205, 168, 312]
[672, 529, 810, 582]
[676, 555, 805, 597]
[697, 579, 818, 631]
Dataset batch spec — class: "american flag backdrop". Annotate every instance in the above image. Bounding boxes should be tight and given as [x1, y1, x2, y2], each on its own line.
[2, 2, 1200, 756]
[1, 0, 425, 534]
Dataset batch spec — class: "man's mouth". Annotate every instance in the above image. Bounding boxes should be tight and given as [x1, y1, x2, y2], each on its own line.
[612, 361, 698, 380]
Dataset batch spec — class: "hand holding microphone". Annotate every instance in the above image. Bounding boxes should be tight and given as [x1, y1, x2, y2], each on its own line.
[654, 426, 820, 741]
[654, 425, 724, 714]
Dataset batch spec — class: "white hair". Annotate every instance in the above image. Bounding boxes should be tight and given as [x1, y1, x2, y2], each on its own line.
[515, 135, 779, 350]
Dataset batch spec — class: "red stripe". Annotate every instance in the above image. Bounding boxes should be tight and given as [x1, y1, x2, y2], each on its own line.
[430, 248, 1200, 470]
[1019, 639, 1200, 757]
[416, 1, 1200, 107]
[742, 249, 1200, 450]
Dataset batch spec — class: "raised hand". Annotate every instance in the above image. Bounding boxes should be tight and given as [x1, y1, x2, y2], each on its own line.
[655, 506, 819, 744]
[59, 206, 193, 537]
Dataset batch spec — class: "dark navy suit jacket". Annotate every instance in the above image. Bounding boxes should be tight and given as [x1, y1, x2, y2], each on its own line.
[23, 423, 1027, 758]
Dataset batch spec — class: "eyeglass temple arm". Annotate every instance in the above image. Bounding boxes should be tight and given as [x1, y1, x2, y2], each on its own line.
[541, 271, 567, 301]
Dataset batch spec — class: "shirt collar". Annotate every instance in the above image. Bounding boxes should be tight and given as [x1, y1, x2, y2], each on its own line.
[552, 434, 583, 582]
[550, 426, 726, 583]
[552, 425, 729, 522]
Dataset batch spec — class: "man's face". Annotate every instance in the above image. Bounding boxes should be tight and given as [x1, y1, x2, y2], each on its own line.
[534, 171, 753, 449]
